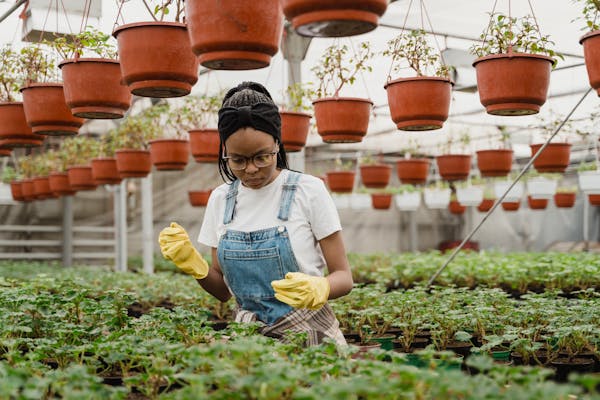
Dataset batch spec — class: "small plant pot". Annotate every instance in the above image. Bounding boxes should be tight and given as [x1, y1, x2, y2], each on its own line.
[186, 0, 283, 69]
[456, 186, 484, 207]
[20, 83, 85, 136]
[0, 148, 10, 157]
[282, 0, 388, 37]
[313, 97, 372, 143]
[580, 30, 600, 95]
[91, 158, 122, 185]
[530, 143, 571, 173]
[350, 193, 371, 210]
[494, 181, 524, 202]
[526, 176, 557, 199]
[67, 166, 97, 191]
[0, 102, 45, 147]
[501, 201, 521, 212]
[148, 139, 190, 171]
[188, 189, 212, 207]
[280, 111, 311, 152]
[0, 136, 44, 149]
[473, 52, 553, 115]
[326, 171, 355, 193]
[589, 194, 600, 206]
[551, 357, 595, 383]
[578, 170, 600, 194]
[394, 191, 421, 211]
[189, 129, 220, 163]
[554, 192, 576, 208]
[10, 181, 24, 201]
[48, 173, 76, 196]
[384, 76, 452, 131]
[113, 22, 198, 98]
[360, 164, 391, 188]
[477, 198, 495, 212]
[59, 58, 132, 119]
[32, 177, 52, 199]
[115, 149, 152, 178]
[448, 200, 466, 215]
[396, 158, 430, 185]
[527, 196, 548, 210]
[436, 154, 472, 181]
[370, 334, 396, 351]
[476, 149, 513, 177]
[21, 179, 35, 202]
[423, 187, 451, 209]
[371, 193, 392, 210]
[350, 342, 382, 360]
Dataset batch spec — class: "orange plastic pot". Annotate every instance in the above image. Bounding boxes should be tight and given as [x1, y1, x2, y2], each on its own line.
[0, 102, 45, 147]
[91, 158, 122, 185]
[0, 148, 10, 157]
[476, 149, 513, 177]
[360, 164, 391, 189]
[326, 171, 355, 193]
[477, 198, 495, 212]
[149, 139, 190, 171]
[282, 0, 388, 37]
[67, 166, 97, 191]
[313, 97, 372, 143]
[527, 196, 548, 210]
[473, 52, 553, 116]
[189, 129, 220, 163]
[589, 194, 600, 206]
[20, 83, 84, 136]
[32, 177, 53, 199]
[501, 201, 520, 211]
[371, 193, 392, 209]
[188, 189, 213, 207]
[530, 143, 571, 173]
[554, 192, 576, 208]
[186, 0, 283, 70]
[48, 173, 76, 196]
[0, 136, 44, 149]
[436, 154, 472, 181]
[448, 200, 466, 215]
[280, 111, 311, 152]
[10, 181, 24, 201]
[115, 149, 152, 178]
[59, 58, 132, 119]
[384, 76, 452, 131]
[580, 30, 600, 95]
[396, 158, 430, 185]
[113, 22, 198, 98]
[20, 179, 35, 201]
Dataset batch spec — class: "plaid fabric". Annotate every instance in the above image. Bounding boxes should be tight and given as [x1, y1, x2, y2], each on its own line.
[235, 304, 347, 347]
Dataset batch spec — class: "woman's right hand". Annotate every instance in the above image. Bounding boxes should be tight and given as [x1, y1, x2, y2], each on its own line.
[158, 222, 209, 279]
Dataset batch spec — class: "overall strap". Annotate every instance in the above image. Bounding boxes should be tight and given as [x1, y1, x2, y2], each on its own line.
[223, 179, 241, 224]
[277, 171, 302, 221]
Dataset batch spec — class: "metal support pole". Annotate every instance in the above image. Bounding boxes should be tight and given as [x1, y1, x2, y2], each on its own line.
[114, 180, 128, 272]
[583, 194, 589, 252]
[141, 174, 154, 274]
[0, 0, 27, 24]
[61, 195, 73, 267]
[409, 211, 418, 252]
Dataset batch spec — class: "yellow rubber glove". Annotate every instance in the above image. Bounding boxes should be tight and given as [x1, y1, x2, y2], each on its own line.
[271, 272, 330, 310]
[158, 222, 209, 280]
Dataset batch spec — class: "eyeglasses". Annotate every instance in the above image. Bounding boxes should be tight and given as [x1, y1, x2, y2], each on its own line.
[223, 147, 279, 171]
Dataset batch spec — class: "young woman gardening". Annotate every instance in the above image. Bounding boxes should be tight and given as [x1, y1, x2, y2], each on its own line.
[158, 82, 353, 345]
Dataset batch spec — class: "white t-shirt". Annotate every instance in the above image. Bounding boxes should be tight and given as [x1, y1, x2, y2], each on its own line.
[197, 169, 341, 276]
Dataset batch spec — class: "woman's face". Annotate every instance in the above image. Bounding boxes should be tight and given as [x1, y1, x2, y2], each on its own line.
[224, 127, 280, 189]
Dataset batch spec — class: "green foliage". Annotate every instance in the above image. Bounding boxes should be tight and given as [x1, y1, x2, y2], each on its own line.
[60, 136, 101, 167]
[17, 45, 58, 84]
[113, 102, 171, 149]
[283, 82, 315, 112]
[577, 161, 598, 172]
[143, 0, 185, 22]
[48, 27, 117, 60]
[572, 0, 600, 31]
[169, 93, 221, 131]
[0, 45, 22, 102]
[1, 166, 18, 183]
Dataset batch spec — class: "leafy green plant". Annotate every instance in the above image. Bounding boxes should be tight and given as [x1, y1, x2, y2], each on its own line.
[282, 82, 315, 112]
[311, 41, 373, 98]
[577, 161, 598, 172]
[572, 0, 600, 31]
[142, 0, 185, 22]
[0, 45, 23, 102]
[60, 136, 101, 167]
[48, 28, 117, 60]
[1, 166, 18, 183]
[17, 45, 59, 84]
[169, 94, 221, 131]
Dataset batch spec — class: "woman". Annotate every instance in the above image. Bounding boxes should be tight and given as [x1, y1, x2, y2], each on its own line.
[159, 82, 352, 346]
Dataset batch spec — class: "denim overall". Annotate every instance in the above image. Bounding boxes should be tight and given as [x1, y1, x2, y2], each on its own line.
[217, 171, 302, 325]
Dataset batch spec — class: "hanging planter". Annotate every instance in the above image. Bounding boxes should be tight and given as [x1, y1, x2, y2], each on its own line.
[32, 177, 52, 199]
[476, 149, 513, 177]
[21, 179, 35, 202]
[113, 22, 198, 97]
[501, 201, 521, 212]
[456, 186, 484, 207]
[580, 30, 600, 95]
[448, 199, 466, 215]
[326, 171, 355, 193]
[477, 198, 495, 212]
[554, 192, 576, 208]
[0, 102, 45, 148]
[91, 158, 122, 185]
[313, 97, 372, 143]
[530, 143, 571, 173]
[59, 58, 132, 119]
[494, 180, 524, 202]
[395, 191, 421, 211]
[0, 148, 10, 157]
[359, 164, 391, 189]
[115, 149, 152, 178]
[280, 111, 311, 152]
[67, 166, 97, 191]
[189, 189, 212, 207]
[10, 181, 24, 202]
[396, 158, 430, 185]
[423, 187, 451, 209]
[526, 176, 557, 199]
[48, 172, 76, 196]
[588, 194, 600, 206]
[148, 138, 190, 171]
[527, 196, 548, 210]
[282, 0, 388, 37]
[186, 0, 283, 69]
[21, 83, 84, 136]
[189, 129, 220, 163]
[578, 170, 600, 194]
[436, 154, 472, 181]
[371, 193, 392, 210]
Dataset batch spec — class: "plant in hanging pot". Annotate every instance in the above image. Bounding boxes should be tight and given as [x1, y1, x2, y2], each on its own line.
[17, 156, 36, 201]
[359, 153, 391, 189]
[1, 165, 24, 202]
[52, 28, 132, 119]
[529, 113, 572, 173]
[525, 171, 559, 200]
[280, 82, 313, 152]
[188, 188, 213, 207]
[91, 130, 122, 185]
[575, 0, 600, 95]
[455, 179, 484, 207]
[394, 184, 422, 212]
[62, 135, 100, 191]
[46, 149, 77, 196]
[112, 111, 152, 178]
[554, 186, 577, 208]
[423, 180, 451, 210]
[363, 187, 396, 210]
[476, 126, 514, 178]
[477, 189, 496, 213]
[396, 140, 431, 185]
[577, 161, 600, 195]
[311, 42, 374, 143]
[326, 157, 356, 193]
[144, 101, 190, 171]
[30, 153, 55, 200]
[448, 194, 467, 215]
[383, 29, 453, 131]
[0, 45, 45, 149]
[435, 132, 473, 182]
[113, 0, 198, 97]
[470, 13, 561, 115]
[493, 174, 524, 211]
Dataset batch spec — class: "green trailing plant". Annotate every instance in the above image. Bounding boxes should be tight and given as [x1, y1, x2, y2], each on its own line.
[383, 29, 453, 79]
[311, 41, 373, 98]
[1, 166, 18, 183]
[577, 161, 598, 172]
[0, 45, 23, 102]
[48, 28, 117, 60]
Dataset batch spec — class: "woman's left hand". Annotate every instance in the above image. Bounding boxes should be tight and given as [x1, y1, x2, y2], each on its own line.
[271, 272, 330, 310]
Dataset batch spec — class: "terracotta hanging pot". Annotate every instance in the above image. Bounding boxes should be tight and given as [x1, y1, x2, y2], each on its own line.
[436, 154, 472, 181]
[282, 0, 388, 37]
[554, 192, 576, 208]
[32, 177, 52, 199]
[326, 171, 355, 193]
[477, 198, 495, 212]
[10, 181, 24, 201]
[0, 148, 10, 157]
[188, 189, 213, 207]
[115, 149, 152, 178]
[527, 196, 548, 210]
[91, 158, 122, 185]
[48, 172, 76, 196]
[148, 138, 190, 171]
[186, 0, 283, 70]
[113, 22, 198, 97]
[67, 166, 97, 191]
[580, 30, 600, 95]
[530, 143, 571, 173]
[189, 129, 220, 162]
[476, 149, 513, 177]
[20, 83, 85, 136]
[313, 97, 372, 143]
[371, 193, 392, 209]
[589, 194, 600, 206]
[21, 179, 35, 202]
[501, 201, 520, 211]
[448, 200, 466, 215]
[473, 52, 553, 115]
[59, 58, 132, 119]
[384, 76, 452, 131]
[280, 111, 311, 152]
[396, 158, 430, 185]
[359, 164, 391, 188]
[0, 102, 45, 148]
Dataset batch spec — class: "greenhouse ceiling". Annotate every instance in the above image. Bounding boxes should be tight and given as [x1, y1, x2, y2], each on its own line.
[0, 0, 597, 158]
